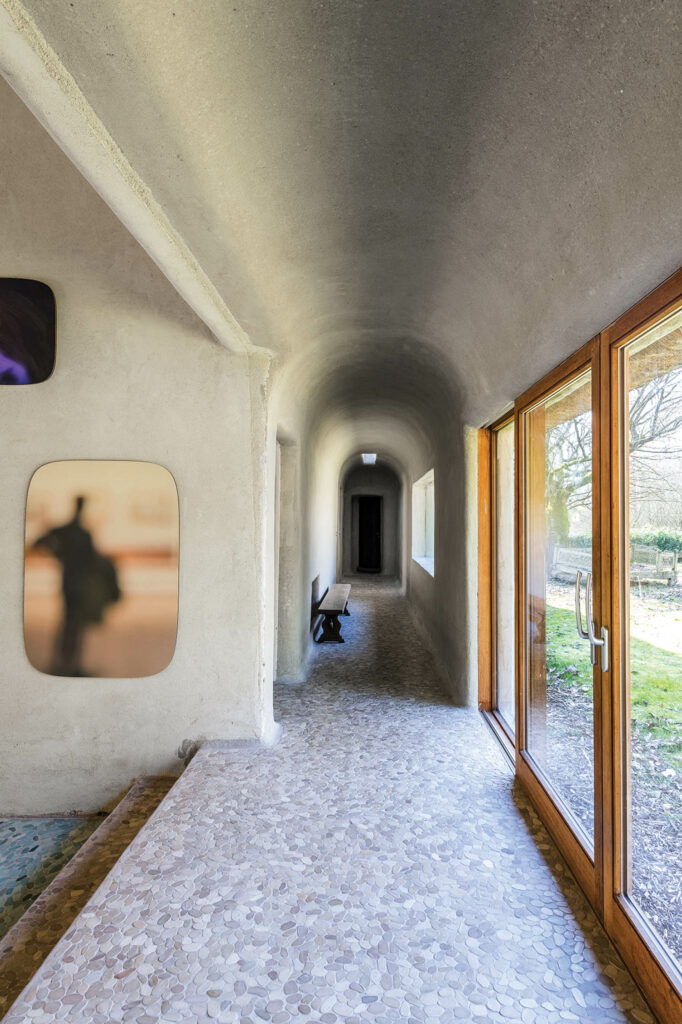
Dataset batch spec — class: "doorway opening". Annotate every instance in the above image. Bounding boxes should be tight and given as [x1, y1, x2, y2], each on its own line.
[356, 495, 382, 572]
[273, 436, 300, 682]
[341, 460, 402, 580]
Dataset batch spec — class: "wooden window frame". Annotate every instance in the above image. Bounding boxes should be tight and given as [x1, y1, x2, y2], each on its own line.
[477, 267, 682, 1024]
[599, 270, 682, 1024]
[478, 411, 515, 757]
[514, 337, 603, 911]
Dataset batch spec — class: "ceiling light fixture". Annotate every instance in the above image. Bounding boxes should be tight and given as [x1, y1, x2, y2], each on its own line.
[362, 453, 377, 464]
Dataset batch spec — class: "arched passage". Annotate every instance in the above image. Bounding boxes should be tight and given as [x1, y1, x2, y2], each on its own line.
[269, 335, 474, 704]
[340, 457, 402, 581]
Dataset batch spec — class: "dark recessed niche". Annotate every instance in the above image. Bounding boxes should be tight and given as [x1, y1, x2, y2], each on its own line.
[0, 279, 56, 384]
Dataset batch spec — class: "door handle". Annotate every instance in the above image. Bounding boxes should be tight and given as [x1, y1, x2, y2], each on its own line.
[586, 571, 609, 672]
[575, 570, 595, 665]
[574, 570, 589, 639]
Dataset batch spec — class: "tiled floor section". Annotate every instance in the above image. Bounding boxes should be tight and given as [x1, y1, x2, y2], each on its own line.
[0, 817, 102, 941]
[0, 777, 174, 1017]
[3, 582, 657, 1023]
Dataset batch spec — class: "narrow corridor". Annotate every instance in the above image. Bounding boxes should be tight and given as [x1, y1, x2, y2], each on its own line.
[5, 584, 655, 1023]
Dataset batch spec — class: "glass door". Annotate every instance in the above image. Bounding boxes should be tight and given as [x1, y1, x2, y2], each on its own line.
[508, 275, 682, 1022]
[517, 341, 604, 900]
[609, 303, 682, 989]
[492, 418, 515, 737]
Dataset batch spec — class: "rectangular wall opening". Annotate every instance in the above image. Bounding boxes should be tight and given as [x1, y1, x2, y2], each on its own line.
[412, 469, 435, 576]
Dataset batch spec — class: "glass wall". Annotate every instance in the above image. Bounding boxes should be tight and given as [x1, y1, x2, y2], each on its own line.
[493, 421, 515, 732]
[506, 279, 682, 1020]
[523, 371, 595, 846]
[622, 308, 682, 966]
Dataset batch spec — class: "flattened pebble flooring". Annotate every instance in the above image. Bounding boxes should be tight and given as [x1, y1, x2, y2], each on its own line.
[4, 582, 657, 1023]
[0, 818, 101, 941]
[0, 778, 174, 1017]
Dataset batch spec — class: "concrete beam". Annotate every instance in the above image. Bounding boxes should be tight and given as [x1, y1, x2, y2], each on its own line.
[0, 0, 254, 355]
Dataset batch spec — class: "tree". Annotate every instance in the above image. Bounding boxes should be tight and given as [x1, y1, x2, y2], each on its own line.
[545, 363, 682, 544]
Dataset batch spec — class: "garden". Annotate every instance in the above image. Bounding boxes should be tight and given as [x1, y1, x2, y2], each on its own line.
[544, 573, 682, 963]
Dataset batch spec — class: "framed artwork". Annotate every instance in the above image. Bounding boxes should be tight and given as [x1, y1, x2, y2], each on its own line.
[0, 279, 56, 384]
[24, 461, 179, 678]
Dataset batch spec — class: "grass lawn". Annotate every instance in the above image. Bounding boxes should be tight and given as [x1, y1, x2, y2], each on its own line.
[546, 606, 682, 760]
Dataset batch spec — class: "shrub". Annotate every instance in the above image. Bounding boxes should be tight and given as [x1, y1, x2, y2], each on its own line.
[568, 530, 682, 552]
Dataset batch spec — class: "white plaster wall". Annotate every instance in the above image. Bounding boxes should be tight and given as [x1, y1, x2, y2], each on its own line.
[0, 79, 272, 813]
[307, 433, 344, 605]
[402, 417, 473, 705]
[273, 436, 304, 682]
[266, 374, 311, 684]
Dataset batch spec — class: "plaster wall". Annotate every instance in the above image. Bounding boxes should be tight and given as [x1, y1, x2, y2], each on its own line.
[404, 420, 472, 705]
[305, 423, 349, 617]
[273, 436, 304, 682]
[0, 80, 272, 814]
[265, 375, 311, 684]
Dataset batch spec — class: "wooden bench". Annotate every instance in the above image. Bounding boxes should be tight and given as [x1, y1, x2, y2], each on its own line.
[630, 544, 679, 586]
[551, 543, 678, 586]
[551, 546, 592, 581]
[315, 583, 351, 643]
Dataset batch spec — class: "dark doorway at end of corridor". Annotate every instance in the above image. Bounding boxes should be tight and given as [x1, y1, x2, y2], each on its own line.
[356, 494, 382, 572]
[341, 461, 401, 581]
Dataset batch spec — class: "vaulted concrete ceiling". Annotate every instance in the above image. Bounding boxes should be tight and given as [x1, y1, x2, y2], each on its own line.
[1, 0, 680, 421]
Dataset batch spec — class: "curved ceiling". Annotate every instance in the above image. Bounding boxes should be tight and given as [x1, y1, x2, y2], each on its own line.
[310, 410, 433, 481]
[2, 0, 681, 422]
[340, 455, 404, 489]
[274, 334, 460, 445]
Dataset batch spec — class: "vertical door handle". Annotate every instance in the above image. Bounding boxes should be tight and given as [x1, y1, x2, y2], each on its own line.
[575, 570, 595, 665]
[574, 570, 589, 639]
[586, 571, 609, 672]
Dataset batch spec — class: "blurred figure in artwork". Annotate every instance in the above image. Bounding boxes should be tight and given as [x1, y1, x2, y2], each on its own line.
[34, 496, 121, 675]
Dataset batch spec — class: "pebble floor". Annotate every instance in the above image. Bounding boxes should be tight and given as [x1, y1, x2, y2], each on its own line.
[0, 818, 101, 940]
[4, 582, 657, 1023]
[0, 778, 174, 1017]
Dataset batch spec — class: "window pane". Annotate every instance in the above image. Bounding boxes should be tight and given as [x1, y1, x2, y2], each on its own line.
[524, 372, 595, 845]
[425, 480, 435, 557]
[412, 469, 435, 575]
[494, 421, 515, 732]
[624, 309, 682, 966]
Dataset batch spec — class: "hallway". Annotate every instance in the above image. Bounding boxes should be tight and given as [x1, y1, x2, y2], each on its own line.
[0, 2, 680, 1018]
[5, 584, 655, 1023]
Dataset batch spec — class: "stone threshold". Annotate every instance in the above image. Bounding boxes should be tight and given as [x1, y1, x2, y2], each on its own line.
[0, 776, 175, 1017]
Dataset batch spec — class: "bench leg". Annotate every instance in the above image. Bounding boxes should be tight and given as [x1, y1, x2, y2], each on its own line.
[343, 603, 351, 616]
[316, 612, 344, 643]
